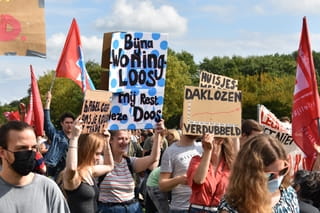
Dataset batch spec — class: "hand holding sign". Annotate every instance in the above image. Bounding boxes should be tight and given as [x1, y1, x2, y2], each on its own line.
[202, 133, 214, 151]
[71, 116, 83, 139]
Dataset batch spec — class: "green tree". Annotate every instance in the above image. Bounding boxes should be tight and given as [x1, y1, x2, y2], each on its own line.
[163, 53, 192, 128]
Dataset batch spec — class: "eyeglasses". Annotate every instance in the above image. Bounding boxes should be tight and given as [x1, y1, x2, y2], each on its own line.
[265, 166, 289, 181]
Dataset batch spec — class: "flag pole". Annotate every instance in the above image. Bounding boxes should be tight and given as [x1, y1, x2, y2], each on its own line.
[49, 71, 56, 92]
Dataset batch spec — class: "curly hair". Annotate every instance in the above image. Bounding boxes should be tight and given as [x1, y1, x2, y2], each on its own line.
[224, 134, 289, 213]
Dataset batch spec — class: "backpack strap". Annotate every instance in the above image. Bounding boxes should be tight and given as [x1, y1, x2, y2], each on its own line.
[124, 156, 134, 176]
[97, 156, 134, 187]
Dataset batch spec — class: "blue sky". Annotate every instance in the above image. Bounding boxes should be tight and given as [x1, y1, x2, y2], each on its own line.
[1, 0, 320, 104]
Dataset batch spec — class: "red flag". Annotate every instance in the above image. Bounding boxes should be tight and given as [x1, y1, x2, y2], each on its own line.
[55, 18, 95, 92]
[3, 111, 20, 121]
[292, 17, 320, 170]
[25, 65, 44, 136]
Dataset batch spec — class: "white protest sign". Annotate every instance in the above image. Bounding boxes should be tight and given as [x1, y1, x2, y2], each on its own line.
[105, 32, 168, 130]
[258, 104, 306, 171]
[108, 32, 168, 92]
[107, 89, 163, 130]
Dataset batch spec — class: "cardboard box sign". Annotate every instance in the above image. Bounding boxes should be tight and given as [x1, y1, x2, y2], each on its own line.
[0, 0, 46, 57]
[199, 70, 238, 90]
[182, 86, 242, 137]
[80, 90, 113, 134]
[101, 31, 168, 93]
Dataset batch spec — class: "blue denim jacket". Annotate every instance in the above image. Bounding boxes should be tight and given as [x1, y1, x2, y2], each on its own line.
[44, 109, 69, 167]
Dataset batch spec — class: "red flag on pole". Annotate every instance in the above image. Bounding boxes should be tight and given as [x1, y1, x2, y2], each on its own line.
[292, 17, 320, 170]
[55, 18, 95, 92]
[25, 65, 44, 136]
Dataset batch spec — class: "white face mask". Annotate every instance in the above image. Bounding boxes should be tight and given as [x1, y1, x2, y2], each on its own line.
[267, 175, 284, 193]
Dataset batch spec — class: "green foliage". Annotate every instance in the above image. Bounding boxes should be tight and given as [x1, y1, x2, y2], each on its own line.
[2, 50, 320, 128]
[35, 61, 102, 127]
[163, 52, 192, 128]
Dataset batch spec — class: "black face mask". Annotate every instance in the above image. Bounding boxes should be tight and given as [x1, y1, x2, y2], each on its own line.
[8, 150, 36, 176]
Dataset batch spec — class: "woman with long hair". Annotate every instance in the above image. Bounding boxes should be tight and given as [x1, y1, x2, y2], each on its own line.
[187, 134, 235, 213]
[62, 119, 114, 213]
[97, 120, 164, 213]
[218, 134, 299, 213]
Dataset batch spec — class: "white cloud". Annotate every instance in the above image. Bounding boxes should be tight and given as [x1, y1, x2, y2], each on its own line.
[171, 31, 317, 63]
[94, 0, 187, 37]
[46, 33, 102, 63]
[269, 0, 320, 14]
[199, 5, 235, 17]
[252, 5, 266, 15]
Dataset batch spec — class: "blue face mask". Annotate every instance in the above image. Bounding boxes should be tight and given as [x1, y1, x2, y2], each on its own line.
[267, 175, 284, 193]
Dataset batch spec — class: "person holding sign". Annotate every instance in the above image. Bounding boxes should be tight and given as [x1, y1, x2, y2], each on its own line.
[218, 134, 299, 213]
[97, 120, 164, 213]
[60, 118, 114, 213]
[187, 134, 235, 213]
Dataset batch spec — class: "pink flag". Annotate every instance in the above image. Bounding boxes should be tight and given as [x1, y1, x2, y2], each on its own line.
[25, 65, 44, 136]
[55, 18, 95, 92]
[292, 17, 320, 170]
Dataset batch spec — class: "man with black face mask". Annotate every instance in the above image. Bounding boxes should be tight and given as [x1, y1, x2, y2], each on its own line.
[0, 121, 70, 213]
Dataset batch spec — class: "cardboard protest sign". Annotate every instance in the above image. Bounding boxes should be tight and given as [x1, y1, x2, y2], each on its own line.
[80, 90, 112, 134]
[0, 0, 46, 57]
[182, 86, 242, 137]
[199, 70, 238, 90]
[102, 32, 168, 93]
[258, 104, 306, 171]
[108, 89, 163, 130]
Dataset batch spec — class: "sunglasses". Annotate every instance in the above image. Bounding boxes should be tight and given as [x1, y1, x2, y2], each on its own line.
[265, 166, 289, 181]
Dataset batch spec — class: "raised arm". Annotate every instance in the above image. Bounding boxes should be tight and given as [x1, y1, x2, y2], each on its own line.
[133, 120, 164, 173]
[92, 130, 114, 177]
[43, 91, 56, 139]
[63, 118, 82, 190]
[192, 133, 214, 184]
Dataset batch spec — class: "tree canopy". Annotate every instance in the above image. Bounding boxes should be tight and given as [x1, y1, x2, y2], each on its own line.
[1, 50, 318, 128]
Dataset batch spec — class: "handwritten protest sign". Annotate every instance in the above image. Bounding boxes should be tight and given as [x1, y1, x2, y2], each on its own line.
[258, 104, 306, 171]
[107, 89, 163, 130]
[0, 0, 46, 57]
[101, 32, 168, 130]
[182, 86, 242, 137]
[103, 32, 168, 93]
[80, 90, 112, 134]
[199, 70, 238, 90]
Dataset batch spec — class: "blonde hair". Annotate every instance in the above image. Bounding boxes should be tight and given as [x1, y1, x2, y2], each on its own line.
[166, 129, 180, 144]
[77, 133, 105, 169]
[225, 134, 289, 213]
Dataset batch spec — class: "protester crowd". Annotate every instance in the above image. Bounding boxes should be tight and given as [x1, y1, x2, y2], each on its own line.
[1, 91, 320, 213]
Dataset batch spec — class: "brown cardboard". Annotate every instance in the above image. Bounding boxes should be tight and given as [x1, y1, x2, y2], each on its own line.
[0, 0, 46, 57]
[182, 86, 242, 137]
[199, 70, 238, 90]
[101, 32, 113, 68]
[80, 90, 112, 134]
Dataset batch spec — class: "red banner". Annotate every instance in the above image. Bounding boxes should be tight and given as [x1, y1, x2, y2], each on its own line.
[292, 17, 320, 170]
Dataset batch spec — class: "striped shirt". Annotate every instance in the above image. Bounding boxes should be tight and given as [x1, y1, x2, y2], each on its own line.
[98, 157, 136, 203]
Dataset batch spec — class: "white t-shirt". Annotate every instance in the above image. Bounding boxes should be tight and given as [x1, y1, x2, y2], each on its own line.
[160, 141, 203, 210]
